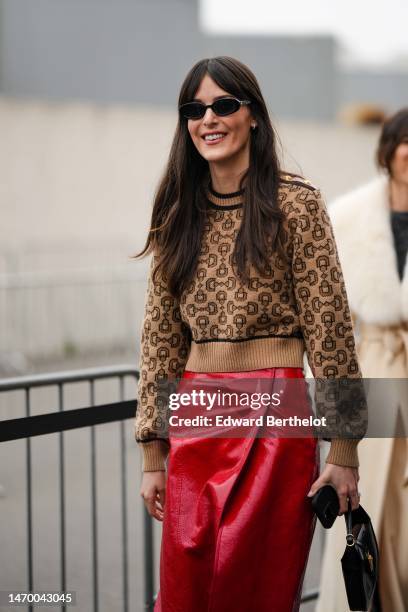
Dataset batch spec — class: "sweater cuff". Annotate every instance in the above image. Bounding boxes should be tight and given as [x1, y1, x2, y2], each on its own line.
[325, 439, 359, 468]
[139, 439, 170, 472]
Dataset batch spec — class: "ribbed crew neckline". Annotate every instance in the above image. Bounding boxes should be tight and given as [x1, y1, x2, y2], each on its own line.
[205, 182, 245, 210]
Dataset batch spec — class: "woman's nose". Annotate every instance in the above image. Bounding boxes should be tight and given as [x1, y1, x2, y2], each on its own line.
[202, 107, 218, 124]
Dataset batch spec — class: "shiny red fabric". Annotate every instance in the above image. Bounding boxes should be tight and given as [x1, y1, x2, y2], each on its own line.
[155, 367, 319, 612]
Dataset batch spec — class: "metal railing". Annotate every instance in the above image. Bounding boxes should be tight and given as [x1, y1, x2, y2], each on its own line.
[0, 365, 319, 611]
[0, 365, 149, 612]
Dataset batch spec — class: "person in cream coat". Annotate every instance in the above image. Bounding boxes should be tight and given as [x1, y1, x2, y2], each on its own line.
[316, 109, 408, 612]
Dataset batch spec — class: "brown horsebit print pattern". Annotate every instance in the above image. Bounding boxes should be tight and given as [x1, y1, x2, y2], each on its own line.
[135, 175, 362, 444]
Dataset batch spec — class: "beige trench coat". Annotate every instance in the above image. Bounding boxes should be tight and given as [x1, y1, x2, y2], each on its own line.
[316, 176, 408, 612]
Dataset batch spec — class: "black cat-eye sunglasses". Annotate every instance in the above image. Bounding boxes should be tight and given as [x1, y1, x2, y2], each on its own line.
[179, 96, 251, 120]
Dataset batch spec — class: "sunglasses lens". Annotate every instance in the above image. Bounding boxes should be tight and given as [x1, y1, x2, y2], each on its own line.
[179, 98, 243, 119]
[213, 98, 240, 116]
[180, 103, 205, 119]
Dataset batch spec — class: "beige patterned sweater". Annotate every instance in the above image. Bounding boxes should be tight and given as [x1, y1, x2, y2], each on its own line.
[135, 175, 364, 471]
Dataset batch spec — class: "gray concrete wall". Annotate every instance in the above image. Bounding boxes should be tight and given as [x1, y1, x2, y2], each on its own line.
[340, 70, 408, 113]
[1, 0, 408, 120]
[0, 0, 202, 107]
[0, 0, 337, 119]
[204, 35, 336, 121]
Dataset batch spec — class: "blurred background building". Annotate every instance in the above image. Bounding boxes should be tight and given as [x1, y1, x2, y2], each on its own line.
[1, 0, 407, 118]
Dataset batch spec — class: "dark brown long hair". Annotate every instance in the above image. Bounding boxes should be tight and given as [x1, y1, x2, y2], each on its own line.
[376, 108, 408, 175]
[133, 56, 286, 300]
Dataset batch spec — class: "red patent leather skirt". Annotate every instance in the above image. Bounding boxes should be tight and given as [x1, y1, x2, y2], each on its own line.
[154, 367, 319, 612]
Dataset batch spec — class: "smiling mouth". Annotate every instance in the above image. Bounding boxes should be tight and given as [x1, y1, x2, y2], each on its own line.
[202, 133, 227, 144]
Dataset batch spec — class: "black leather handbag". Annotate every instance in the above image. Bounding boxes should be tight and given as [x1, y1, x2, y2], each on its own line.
[341, 503, 379, 611]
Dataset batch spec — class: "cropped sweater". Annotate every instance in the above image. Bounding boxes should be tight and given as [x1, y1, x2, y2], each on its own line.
[135, 174, 364, 471]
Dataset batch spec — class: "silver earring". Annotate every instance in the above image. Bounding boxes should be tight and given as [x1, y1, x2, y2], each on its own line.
[251, 124, 257, 130]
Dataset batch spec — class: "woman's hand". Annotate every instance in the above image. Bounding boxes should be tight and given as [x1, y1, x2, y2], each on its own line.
[307, 463, 360, 515]
[140, 470, 167, 522]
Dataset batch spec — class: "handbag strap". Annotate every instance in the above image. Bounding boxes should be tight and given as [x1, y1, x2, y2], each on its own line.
[345, 500, 355, 547]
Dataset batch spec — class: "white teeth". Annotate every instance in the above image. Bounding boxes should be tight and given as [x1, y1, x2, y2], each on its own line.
[204, 133, 225, 141]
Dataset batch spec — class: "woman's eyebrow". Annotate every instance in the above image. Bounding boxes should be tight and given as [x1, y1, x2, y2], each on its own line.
[191, 94, 231, 103]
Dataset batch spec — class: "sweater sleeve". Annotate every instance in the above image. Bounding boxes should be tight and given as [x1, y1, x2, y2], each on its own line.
[291, 187, 367, 468]
[135, 253, 191, 471]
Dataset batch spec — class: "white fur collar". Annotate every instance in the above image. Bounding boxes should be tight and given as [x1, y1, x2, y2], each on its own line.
[329, 175, 408, 324]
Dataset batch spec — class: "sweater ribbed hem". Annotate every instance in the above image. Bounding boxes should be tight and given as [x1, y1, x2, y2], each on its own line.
[185, 336, 305, 372]
[325, 439, 359, 468]
[139, 439, 170, 472]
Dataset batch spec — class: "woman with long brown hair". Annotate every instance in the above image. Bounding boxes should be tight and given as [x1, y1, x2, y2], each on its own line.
[317, 109, 408, 612]
[134, 56, 363, 611]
